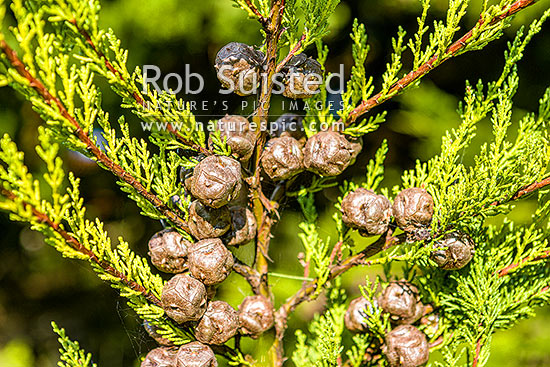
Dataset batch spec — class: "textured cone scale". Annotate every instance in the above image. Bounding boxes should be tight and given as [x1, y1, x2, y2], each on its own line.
[238, 295, 274, 337]
[379, 281, 424, 325]
[144, 321, 174, 346]
[185, 155, 243, 209]
[176, 342, 218, 367]
[188, 239, 234, 286]
[261, 136, 304, 180]
[383, 325, 429, 367]
[270, 113, 306, 140]
[195, 301, 239, 345]
[304, 131, 354, 176]
[188, 200, 231, 240]
[161, 274, 207, 324]
[141, 346, 178, 367]
[392, 188, 434, 233]
[431, 231, 475, 270]
[208, 115, 257, 162]
[148, 229, 190, 274]
[281, 54, 323, 99]
[225, 206, 257, 246]
[215, 42, 265, 96]
[341, 188, 392, 236]
[344, 297, 376, 333]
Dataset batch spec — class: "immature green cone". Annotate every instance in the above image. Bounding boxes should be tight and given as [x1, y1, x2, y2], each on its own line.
[195, 301, 239, 345]
[431, 231, 475, 270]
[161, 274, 207, 324]
[215, 42, 265, 96]
[185, 155, 243, 208]
[188, 200, 231, 240]
[188, 239, 234, 286]
[148, 228, 190, 274]
[176, 342, 218, 367]
[378, 281, 424, 325]
[261, 136, 304, 180]
[383, 325, 429, 367]
[141, 346, 178, 367]
[304, 131, 354, 176]
[341, 188, 392, 236]
[208, 115, 257, 162]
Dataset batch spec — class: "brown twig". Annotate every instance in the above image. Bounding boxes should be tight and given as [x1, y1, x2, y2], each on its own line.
[498, 250, 550, 277]
[275, 34, 306, 73]
[472, 337, 483, 367]
[0, 188, 162, 306]
[0, 40, 191, 234]
[233, 259, 262, 295]
[244, 0, 268, 26]
[344, 0, 537, 125]
[68, 19, 211, 155]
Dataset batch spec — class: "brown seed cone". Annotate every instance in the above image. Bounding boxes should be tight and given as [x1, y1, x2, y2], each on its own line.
[431, 231, 475, 270]
[261, 136, 304, 181]
[195, 301, 239, 345]
[282, 54, 323, 99]
[188, 239, 234, 286]
[141, 346, 178, 367]
[304, 131, 354, 176]
[161, 274, 207, 324]
[148, 229, 190, 274]
[225, 206, 257, 246]
[238, 295, 274, 337]
[379, 281, 424, 325]
[341, 188, 392, 236]
[143, 321, 174, 347]
[392, 188, 434, 233]
[188, 200, 231, 240]
[344, 297, 376, 333]
[176, 342, 218, 367]
[215, 42, 264, 96]
[383, 325, 429, 367]
[208, 115, 257, 162]
[185, 155, 243, 209]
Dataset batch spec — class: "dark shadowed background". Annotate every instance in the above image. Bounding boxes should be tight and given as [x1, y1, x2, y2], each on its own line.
[1, 0, 550, 366]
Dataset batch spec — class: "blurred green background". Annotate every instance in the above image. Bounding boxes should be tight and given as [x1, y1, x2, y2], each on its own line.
[0, 0, 549, 366]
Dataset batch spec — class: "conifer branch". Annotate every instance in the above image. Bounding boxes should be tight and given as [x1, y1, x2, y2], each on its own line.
[0, 187, 162, 307]
[345, 0, 537, 125]
[0, 40, 191, 233]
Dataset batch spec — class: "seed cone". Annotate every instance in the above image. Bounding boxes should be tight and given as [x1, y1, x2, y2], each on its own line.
[176, 342, 218, 367]
[431, 231, 475, 270]
[215, 42, 264, 96]
[188, 239, 234, 286]
[148, 229, 190, 274]
[379, 281, 424, 325]
[238, 295, 274, 337]
[188, 200, 231, 240]
[261, 136, 304, 180]
[161, 274, 207, 324]
[341, 188, 392, 236]
[383, 325, 429, 367]
[282, 54, 323, 99]
[225, 206, 257, 246]
[195, 301, 239, 345]
[185, 155, 243, 209]
[142, 346, 178, 367]
[270, 113, 305, 140]
[344, 297, 376, 333]
[304, 131, 354, 176]
[393, 188, 434, 234]
[208, 115, 257, 162]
